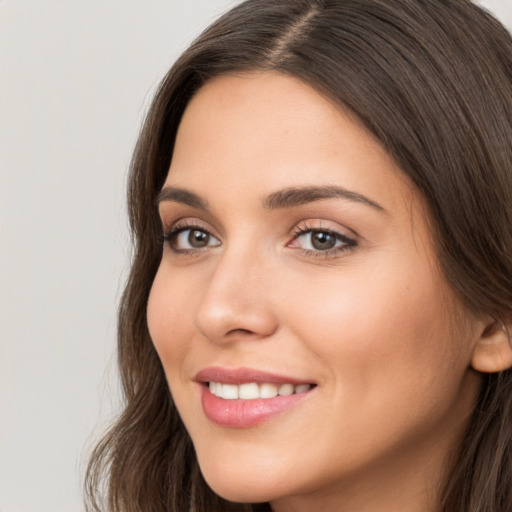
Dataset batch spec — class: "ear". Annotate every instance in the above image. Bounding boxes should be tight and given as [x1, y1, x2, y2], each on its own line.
[471, 319, 512, 373]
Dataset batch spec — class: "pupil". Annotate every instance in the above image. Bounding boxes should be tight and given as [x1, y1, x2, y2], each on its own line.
[312, 232, 335, 250]
[189, 230, 209, 248]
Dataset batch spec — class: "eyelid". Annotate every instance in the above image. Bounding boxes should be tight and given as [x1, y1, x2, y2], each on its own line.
[289, 219, 356, 240]
[161, 216, 216, 236]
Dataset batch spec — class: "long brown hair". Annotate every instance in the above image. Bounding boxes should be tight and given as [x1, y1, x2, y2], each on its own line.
[85, 1, 512, 510]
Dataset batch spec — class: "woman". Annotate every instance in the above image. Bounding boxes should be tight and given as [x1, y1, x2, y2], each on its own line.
[86, 1, 512, 511]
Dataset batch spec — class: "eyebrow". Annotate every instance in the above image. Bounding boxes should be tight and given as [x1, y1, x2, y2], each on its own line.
[156, 185, 385, 212]
[263, 185, 385, 212]
[156, 187, 209, 210]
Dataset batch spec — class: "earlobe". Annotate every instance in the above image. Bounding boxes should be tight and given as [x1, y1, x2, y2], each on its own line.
[471, 320, 512, 373]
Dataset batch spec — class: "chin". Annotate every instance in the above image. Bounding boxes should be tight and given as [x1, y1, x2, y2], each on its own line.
[197, 454, 291, 504]
[203, 474, 278, 504]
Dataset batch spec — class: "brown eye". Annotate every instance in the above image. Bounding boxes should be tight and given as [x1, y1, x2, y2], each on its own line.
[167, 227, 221, 252]
[188, 229, 210, 248]
[289, 228, 356, 256]
[310, 231, 337, 250]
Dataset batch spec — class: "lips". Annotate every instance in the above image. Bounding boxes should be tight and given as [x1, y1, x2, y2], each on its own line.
[196, 366, 315, 385]
[196, 366, 316, 427]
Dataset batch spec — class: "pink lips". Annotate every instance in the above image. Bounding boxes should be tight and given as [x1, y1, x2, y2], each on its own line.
[196, 367, 315, 428]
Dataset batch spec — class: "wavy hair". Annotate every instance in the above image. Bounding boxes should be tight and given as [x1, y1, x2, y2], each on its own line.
[85, 1, 512, 510]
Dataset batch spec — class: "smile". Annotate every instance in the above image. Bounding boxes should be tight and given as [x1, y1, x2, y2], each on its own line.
[208, 381, 312, 400]
[196, 367, 316, 427]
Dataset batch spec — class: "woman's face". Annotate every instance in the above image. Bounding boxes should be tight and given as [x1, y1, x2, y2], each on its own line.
[147, 73, 482, 511]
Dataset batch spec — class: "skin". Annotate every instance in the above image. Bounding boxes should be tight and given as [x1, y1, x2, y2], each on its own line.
[147, 72, 486, 512]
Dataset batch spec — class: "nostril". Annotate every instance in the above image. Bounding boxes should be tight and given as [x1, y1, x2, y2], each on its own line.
[226, 328, 254, 336]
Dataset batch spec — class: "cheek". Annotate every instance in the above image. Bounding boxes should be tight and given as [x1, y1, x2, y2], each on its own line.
[146, 265, 195, 377]
[283, 258, 467, 408]
[269, 266, 474, 481]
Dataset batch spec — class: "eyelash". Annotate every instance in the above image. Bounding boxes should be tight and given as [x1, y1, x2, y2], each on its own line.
[161, 221, 217, 254]
[160, 221, 357, 258]
[289, 222, 357, 258]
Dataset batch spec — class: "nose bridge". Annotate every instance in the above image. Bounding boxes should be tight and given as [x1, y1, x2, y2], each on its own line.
[193, 240, 278, 343]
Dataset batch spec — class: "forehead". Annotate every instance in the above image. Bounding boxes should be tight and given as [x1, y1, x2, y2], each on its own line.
[167, 72, 418, 216]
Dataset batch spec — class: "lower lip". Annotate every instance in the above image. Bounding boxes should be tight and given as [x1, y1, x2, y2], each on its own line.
[200, 385, 311, 428]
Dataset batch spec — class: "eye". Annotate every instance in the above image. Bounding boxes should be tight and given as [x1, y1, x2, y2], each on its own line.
[289, 225, 356, 256]
[299, 231, 339, 251]
[164, 226, 221, 252]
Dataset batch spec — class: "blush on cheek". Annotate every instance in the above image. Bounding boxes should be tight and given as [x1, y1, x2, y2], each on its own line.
[146, 284, 167, 347]
[147, 272, 200, 389]
[147, 280, 177, 356]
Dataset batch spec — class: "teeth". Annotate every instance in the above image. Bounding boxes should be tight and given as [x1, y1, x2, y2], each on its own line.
[278, 383, 294, 396]
[208, 382, 312, 400]
[260, 383, 278, 398]
[239, 383, 260, 399]
[222, 384, 239, 400]
[295, 384, 311, 394]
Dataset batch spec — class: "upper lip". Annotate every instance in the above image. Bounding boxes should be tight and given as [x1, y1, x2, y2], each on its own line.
[196, 366, 315, 385]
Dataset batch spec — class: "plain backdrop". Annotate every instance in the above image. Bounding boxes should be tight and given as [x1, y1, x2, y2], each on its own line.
[0, 1, 511, 511]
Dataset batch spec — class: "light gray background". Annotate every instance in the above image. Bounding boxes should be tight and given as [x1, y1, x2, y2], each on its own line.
[1, 1, 511, 511]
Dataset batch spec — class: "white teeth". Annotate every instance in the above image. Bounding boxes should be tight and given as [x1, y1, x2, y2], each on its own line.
[239, 383, 260, 399]
[260, 383, 278, 398]
[208, 382, 312, 400]
[222, 384, 239, 400]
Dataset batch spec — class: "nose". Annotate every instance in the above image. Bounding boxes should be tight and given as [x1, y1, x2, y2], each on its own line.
[193, 246, 278, 345]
